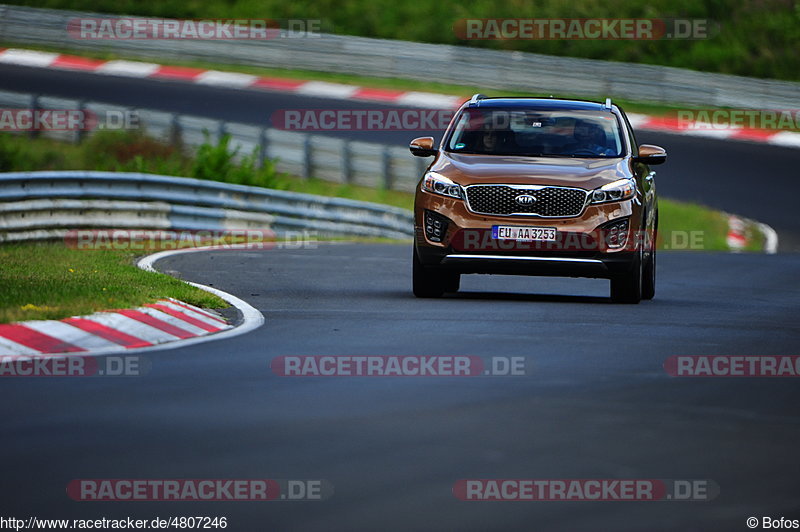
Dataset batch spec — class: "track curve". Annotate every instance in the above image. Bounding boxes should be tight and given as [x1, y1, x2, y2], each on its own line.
[2, 62, 800, 532]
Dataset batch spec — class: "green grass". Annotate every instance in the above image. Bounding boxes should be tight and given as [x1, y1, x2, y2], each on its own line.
[5, 0, 799, 81]
[0, 242, 226, 323]
[0, 131, 416, 209]
[658, 199, 764, 252]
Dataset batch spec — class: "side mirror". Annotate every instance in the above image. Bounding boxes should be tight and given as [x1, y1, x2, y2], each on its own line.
[409, 136, 437, 157]
[633, 144, 667, 165]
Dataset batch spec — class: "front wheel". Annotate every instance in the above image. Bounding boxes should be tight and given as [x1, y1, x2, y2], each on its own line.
[642, 216, 658, 300]
[610, 248, 643, 304]
[641, 246, 656, 300]
[444, 272, 461, 293]
[413, 248, 455, 298]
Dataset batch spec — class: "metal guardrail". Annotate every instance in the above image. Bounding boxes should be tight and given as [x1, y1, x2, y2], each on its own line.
[0, 171, 415, 242]
[0, 89, 430, 193]
[1, 5, 799, 109]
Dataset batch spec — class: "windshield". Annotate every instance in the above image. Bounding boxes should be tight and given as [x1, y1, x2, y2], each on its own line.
[446, 107, 625, 158]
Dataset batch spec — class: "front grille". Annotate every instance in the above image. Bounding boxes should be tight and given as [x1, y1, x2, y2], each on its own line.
[464, 185, 589, 217]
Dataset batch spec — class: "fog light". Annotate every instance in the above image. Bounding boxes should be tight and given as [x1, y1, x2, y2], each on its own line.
[603, 218, 630, 249]
[424, 210, 451, 243]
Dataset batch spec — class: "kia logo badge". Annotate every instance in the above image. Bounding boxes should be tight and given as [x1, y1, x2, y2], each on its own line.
[515, 194, 537, 205]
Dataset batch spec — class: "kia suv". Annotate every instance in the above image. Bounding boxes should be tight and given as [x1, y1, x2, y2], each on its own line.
[410, 95, 666, 304]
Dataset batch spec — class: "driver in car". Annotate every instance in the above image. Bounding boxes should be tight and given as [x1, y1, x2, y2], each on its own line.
[571, 120, 616, 156]
[478, 124, 517, 154]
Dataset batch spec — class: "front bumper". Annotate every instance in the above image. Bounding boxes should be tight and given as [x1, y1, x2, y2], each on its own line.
[414, 190, 643, 279]
[416, 245, 637, 278]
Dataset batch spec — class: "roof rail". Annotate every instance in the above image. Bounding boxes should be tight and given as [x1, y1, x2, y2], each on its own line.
[604, 97, 613, 110]
[468, 93, 488, 106]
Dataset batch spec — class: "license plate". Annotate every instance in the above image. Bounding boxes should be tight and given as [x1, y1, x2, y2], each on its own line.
[492, 225, 557, 242]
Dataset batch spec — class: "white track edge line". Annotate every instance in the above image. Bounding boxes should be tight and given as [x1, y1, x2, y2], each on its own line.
[757, 222, 779, 254]
[24, 247, 266, 358]
[129, 247, 266, 354]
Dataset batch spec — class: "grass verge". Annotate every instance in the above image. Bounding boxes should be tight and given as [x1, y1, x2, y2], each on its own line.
[0, 132, 416, 209]
[0, 242, 226, 323]
[658, 199, 763, 252]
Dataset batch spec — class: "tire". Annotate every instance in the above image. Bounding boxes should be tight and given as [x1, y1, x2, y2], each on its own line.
[642, 246, 656, 300]
[642, 214, 658, 300]
[444, 272, 461, 293]
[610, 247, 643, 304]
[412, 247, 446, 298]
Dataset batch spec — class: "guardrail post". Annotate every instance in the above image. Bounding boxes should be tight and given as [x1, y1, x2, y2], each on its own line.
[302, 135, 313, 179]
[258, 127, 269, 167]
[29, 94, 39, 140]
[0, 7, 7, 41]
[169, 113, 182, 147]
[382, 146, 392, 190]
[75, 100, 87, 144]
[341, 140, 352, 184]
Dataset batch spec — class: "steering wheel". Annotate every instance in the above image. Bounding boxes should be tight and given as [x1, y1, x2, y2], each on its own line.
[570, 148, 598, 156]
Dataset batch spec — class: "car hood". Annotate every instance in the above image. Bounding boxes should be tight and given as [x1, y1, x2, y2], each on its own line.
[431, 153, 631, 190]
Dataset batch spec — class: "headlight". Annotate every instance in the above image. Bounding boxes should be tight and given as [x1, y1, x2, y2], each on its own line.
[422, 172, 463, 199]
[590, 178, 635, 204]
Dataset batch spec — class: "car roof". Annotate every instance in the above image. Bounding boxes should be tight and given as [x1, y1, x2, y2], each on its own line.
[467, 97, 612, 112]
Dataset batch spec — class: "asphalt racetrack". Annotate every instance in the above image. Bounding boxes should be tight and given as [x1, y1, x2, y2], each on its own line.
[1, 63, 799, 531]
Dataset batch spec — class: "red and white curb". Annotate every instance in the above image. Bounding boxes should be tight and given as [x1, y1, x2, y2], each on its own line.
[0, 298, 230, 355]
[2, 47, 799, 148]
[727, 216, 748, 251]
[625, 113, 800, 148]
[0, 247, 265, 357]
[727, 215, 778, 254]
[0, 48, 460, 109]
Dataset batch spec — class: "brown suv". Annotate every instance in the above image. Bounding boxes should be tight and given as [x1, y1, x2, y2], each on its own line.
[410, 95, 666, 304]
